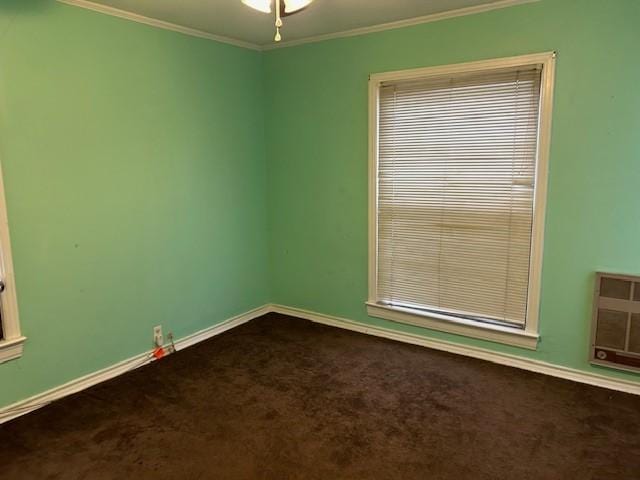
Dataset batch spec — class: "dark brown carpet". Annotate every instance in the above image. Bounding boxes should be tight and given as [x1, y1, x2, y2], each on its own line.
[1, 313, 639, 479]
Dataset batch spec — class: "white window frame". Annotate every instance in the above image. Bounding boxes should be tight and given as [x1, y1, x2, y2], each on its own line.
[0, 161, 24, 363]
[366, 52, 556, 350]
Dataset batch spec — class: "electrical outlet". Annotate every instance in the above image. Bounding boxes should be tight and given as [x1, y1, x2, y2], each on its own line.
[167, 332, 176, 353]
[153, 325, 163, 347]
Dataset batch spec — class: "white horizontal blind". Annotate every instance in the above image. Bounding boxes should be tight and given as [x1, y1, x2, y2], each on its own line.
[377, 65, 543, 327]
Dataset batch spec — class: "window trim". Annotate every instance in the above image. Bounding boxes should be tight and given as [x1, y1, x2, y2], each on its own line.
[0, 161, 24, 363]
[367, 52, 556, 350]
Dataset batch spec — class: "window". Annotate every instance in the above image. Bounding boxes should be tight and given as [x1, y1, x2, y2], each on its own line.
[0, 162, 23, 363]
[367, 53, 556, 349]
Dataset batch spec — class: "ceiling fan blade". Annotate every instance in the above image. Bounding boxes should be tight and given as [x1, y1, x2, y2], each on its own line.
[241, 0, 271, 13]
[281, 0, 313, 17]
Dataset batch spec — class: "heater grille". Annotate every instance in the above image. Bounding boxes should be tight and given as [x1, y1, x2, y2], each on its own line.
[591, 272, 640, 373]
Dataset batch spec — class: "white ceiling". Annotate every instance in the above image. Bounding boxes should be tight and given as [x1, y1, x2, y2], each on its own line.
[72, 0, 517, 47]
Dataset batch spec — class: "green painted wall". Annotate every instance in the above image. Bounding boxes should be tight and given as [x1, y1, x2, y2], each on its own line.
[264, 0, 640, 380]
[2, 0, 640, 411]
[0, 1, 268, 408]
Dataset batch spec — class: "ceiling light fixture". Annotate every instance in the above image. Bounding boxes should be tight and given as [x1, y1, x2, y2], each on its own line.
[242, 0, 314, 42]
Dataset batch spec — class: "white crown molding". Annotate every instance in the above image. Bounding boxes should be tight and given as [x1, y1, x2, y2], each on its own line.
[269, 304, 640, 396]
[262, 0, 541, 50]
[0, 304, 270, 424]
[57, 0, 540, 52]
[56, 0, 262, 51]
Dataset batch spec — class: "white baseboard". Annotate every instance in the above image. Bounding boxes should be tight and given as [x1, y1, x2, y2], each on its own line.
[0, 304, 270, 424]
[270, 304, 640, 396]
[3, 301, 638, 425]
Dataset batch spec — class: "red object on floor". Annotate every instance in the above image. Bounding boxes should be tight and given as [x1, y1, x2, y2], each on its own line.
[153, 347, 165, 359]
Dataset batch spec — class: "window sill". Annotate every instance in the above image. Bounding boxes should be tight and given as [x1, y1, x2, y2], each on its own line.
[366, 302, 539, 350]
[0, 336, 26, 364]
